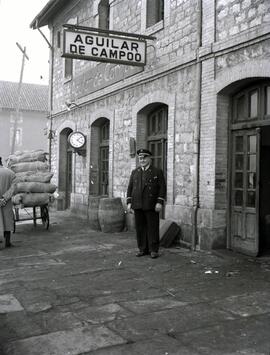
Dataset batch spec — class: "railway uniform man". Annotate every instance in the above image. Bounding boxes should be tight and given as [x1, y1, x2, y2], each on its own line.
[127, 149, 166, 258]
[0, 157, 16, 248]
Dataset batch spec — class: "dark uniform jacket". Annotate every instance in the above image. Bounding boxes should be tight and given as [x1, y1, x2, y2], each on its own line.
[127, 165, 166, 210]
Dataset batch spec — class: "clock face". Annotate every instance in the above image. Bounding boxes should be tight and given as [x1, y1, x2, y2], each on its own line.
[68, 132, 86, 149]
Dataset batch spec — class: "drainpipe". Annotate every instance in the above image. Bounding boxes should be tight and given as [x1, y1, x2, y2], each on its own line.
[47, 27, 54, 171]
[36, 23, 54, 170]
[192, 0, 202, 251]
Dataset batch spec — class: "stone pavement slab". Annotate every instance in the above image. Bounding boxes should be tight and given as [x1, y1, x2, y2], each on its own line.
[2, 325, 126, 355]
[0, 295, 24, 313]
[0, 210, 269, 354]
[174, 314, 270, 355]
[106, 302, 236, 341]
[86, 334, 200, 355]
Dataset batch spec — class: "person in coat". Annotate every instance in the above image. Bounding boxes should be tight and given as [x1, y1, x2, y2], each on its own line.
[127, 149, 166, 258]
[0, 157, 16, 248]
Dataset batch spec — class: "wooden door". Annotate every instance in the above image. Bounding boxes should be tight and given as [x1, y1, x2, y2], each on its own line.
[230, 129, 260, 256]
[99, 121, 109, 196]
[147, 106, 168, 178]
[99, 146, 109, 196]
[66, 149, 73, 208]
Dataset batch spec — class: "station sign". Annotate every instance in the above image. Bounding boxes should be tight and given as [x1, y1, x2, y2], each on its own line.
[62, 29, 146, 67]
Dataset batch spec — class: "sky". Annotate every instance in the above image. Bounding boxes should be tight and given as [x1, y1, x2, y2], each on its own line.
[0, 0, 50, 85]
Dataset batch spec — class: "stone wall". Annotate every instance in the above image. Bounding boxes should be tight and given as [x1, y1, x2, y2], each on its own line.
[216, 0, 270, 41]
[52, 64, 198, 214]
[48, 0, 270, 250]
[216, 39, 270, 74]
[50, 0, 198, 113]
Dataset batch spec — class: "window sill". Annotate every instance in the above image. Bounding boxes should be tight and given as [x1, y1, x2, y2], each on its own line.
[144, 20, 164, 36]
[64, 76, 72, 84]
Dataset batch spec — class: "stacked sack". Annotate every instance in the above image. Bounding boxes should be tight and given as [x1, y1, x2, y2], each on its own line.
[8, 150, 57, 207]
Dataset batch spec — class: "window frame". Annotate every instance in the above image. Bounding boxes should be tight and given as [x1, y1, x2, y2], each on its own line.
[147, 105, 168, 176]
[99, 121, 110, 196]
[98, 0, 110, 30]
[141, 0, 169, 35]
[146, 0, 164, 29]
[63, 17, 77, 82]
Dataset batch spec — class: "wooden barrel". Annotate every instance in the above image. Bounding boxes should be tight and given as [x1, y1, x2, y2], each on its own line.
[98, 197, 125, 233]
[88, 196, 101, 230]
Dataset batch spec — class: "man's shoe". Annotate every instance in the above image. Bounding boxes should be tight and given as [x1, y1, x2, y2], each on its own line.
[4, 234, 13, 248]
[136, 251, 148, 257]
[150, 252, 159, 259]
[5, 243, 14, 248]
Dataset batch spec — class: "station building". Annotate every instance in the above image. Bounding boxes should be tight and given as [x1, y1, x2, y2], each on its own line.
[31, 0, 270, 256]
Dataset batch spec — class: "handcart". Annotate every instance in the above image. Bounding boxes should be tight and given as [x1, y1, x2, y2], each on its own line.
[13, 204, 50, 233]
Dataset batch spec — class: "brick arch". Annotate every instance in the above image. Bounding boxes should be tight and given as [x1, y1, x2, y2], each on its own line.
[56, 122, 76, 210]
[132, 90, 176, 205]
[214, 73, 270, 212]
[132, 90, 174, 119]
[89, 109, 114, 197]
[56, 120, 76, 138]
[89, 108, 114, 127]
[55, 120, 76, 182]
[131, 90, 175, 142]
[215, 59, 270, 94]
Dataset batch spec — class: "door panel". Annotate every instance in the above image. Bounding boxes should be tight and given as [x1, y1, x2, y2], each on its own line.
[99, 146, 109, 196]
[231, 129, 260, 256]
[66, 150, 73, 209]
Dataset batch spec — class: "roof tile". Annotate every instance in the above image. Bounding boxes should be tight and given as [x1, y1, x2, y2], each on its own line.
[0, 80, 48, 112]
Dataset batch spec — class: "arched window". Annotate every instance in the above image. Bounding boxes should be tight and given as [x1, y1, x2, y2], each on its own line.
[232, 82, 270, 123]
[147, 105, 168, 176]
[90, 118, 110, 196]
[146, 0, 164, 28]
[99, 121, 109, 195]
[98, 0, 110, 30]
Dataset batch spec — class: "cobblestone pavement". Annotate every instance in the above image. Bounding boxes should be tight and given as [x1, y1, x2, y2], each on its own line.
[0, 210, 270, 355]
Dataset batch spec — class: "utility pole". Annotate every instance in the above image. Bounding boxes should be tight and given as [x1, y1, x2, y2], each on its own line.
[10, 43, 29, 155]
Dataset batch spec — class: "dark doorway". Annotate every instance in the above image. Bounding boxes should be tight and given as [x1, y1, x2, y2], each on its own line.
[59, 128, 73, 210]
[259, 126, 270, 254]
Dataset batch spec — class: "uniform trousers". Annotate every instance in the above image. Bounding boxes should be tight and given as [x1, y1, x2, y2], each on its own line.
[134, 209, 160, 253]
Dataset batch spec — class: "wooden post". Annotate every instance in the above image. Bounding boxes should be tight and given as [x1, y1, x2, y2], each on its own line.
[10, 43, 29, 155]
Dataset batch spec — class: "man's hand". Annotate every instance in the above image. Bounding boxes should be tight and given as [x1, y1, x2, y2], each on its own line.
[127, 203, 134, 214]
[155, 203, 163, 213]
[0, 198, 7, 207]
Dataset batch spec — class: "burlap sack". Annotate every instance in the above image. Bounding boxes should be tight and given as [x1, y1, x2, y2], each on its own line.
[15, 182, 57, 194]
[20, 193, 54, 207]
[8, 150, 48, 165]
[14, 149, 44, 156]
[10, 161, 49, 174]
[15, 172, 53, 183]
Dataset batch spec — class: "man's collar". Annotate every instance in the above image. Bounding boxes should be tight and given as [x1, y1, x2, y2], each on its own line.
[142, 164, 151, 171]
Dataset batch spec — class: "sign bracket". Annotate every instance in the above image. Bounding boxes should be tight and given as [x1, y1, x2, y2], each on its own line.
[63, 24, 156, 41]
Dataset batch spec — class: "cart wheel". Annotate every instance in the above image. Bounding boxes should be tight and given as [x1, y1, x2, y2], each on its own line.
[41, 206, 50, 230]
